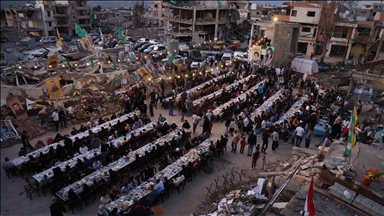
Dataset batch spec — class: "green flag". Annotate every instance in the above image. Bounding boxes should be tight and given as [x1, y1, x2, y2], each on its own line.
[90, 59, 94, 68]
[168, 52, 175, 64]
[89, 7, 93, 24]
[74, 23, 87, 38]
[99, 27, 104, 44]
[72, 83, 75, 89]
[217, 0, 222, 7]
[170, 0, 176, 5]
[66, 58, 73, 70]
[113, 62, 116, 70]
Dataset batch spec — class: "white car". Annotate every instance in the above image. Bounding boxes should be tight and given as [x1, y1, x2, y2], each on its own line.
[144, 45, 155, 54]
[161, 55, 187, 62]
[190, 58, 206, 68]
[179, 42, 188, 51]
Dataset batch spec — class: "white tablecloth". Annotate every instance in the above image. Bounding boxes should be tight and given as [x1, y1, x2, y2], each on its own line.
[32, 122, 157, 182]
[192, 75, 256, 107]
[275, 95, 309, 124]
[106, 137, 217, 211]
[56, 129, 184, 201]
[12, 112, 138, 166]
[250, 88, 285, 120]
[211, 78, 268, 116]
[164, 71, 233, 103]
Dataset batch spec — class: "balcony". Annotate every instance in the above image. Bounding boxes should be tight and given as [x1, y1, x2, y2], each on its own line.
[78, 23, 90, 27]
[77, 15, 89, 19]
[166, 16, 192, 24]
[56, 23, 70, 27]
[330, 37, 350, 43]
[53, 13, 68, 18]
[76, 6, 88, 11]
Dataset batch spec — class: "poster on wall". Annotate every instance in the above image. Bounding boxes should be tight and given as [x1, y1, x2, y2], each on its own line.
[45, 77, 63, 99]
[0, 120, 19, 142]
[265, 46, 275, 67]
[47, 54, 59, 68]
[72, 89, 81, 102]
[7, 97, 29, 121]
[250, 45, 261, 62]
[137, 66, 153, 82]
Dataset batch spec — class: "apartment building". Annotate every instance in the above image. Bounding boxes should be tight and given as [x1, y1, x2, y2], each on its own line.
[5, 0, 91, 37]
[4, 3, 45, 37]
[150, 0, 250, 43]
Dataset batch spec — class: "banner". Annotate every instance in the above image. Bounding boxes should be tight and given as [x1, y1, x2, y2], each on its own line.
[47, 54, 59, 68]
[0, 120, 19, 142]
[250, 45, 261, 62]
[56, 28, 63, 47]
[79, 38, 90, 51]
[74, 23, 87, 38]
[72, 89, 81, 102]
[8, 97, 29, 121]
[45, 77, 63, 99]
[265, 46, 274, 66]
[137, 66, 153, 82]
[85, 75, 99, 91]
[26, 98, 43, 110]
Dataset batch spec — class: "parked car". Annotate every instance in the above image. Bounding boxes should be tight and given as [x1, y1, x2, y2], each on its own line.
[194, 43, 210, 50]
[236, 47, 248, 52]
[40, 36, 57, 43]
[134, 42, 147, 50]
[295, 53, 304, 59]
[138, 43, 152, 52]
[206, 53, 216, 61]
[312, 58, 330, 71]
[213, 41, 225, 51]
[161, 55, 187, 62]
[144, 45, 155, 54]
[190, 58, 205, 68]
[226, 45, 238, 52]
[179, 42, 189, 51]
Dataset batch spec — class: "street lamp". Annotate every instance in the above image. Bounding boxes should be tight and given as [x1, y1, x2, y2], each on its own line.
[273, 17, 278, 22]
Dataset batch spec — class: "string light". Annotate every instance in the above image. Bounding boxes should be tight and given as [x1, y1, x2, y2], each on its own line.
[18, 66, 21, 69]
[169, 76, 171, 79]
[185, 75, 188, 77]
[98, 62, 100, 65]
[34, 66, 37, 69]
[75, 64, 78, 67]
[62, 65, 65, 67]
[49, 65, 52, 68]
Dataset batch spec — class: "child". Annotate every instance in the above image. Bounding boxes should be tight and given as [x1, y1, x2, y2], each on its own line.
[240, 137, 246, 154]
[251, 144, 261, 170]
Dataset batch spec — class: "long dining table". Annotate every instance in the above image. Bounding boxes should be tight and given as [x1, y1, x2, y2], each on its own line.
[56, 128, 185, 201]
[250, 88, 286, 120]
[105, 136, 216, 211]
[32, 122, 158, 182]
[11, 112, 138, 167]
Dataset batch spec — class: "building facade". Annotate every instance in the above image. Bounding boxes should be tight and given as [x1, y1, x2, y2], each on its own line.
[5, 0, 91, 37]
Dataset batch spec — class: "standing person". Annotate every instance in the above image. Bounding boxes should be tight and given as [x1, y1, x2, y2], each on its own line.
[375, 105, 383, 124]
[169, 98, 174, 116]
[240, 137, 246, 154]
[50, 196, 66, 216]
[229, 119, 236, 135]
[271, 129, 279, 152]
[21, 131, 34, 151]
[181, 103, 187, 122]
[316, 124, 329, 147]
[231, 130, 241, 153]
[149, 101, 154, 117]
[247, 131, 257, 156]
[192, 114, 201, 134]
[225, 117, 231, 133]
[251, 144, 260, 170]
[52, 109, 60, 133]
[261, 128, 270, 154]
[294, 124, 305, 147]
[305, 128, 313, 148]
[58, 107, 67, 129]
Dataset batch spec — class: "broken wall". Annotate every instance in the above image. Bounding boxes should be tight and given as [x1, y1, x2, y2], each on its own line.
[1, 85, 45, 106]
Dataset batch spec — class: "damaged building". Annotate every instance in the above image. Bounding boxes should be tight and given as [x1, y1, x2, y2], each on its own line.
[5, 0, 91, 37]
[149, 0, 251, 43]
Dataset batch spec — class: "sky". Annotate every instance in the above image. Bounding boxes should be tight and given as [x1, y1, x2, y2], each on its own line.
[1, 0, 381, 9]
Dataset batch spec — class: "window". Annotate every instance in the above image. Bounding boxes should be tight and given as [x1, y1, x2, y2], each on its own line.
[313, 28, 317, 37]
[291, 10, 297, 17]
[307, 11, 316, 17]
[256, 12, 260, 15]
[49, 21, 52, 27]
[154, 4, 158, 8]
[341, 29, 348, 38]
[47, 11, 51, 17]
[73, 15, 76, 19]
[302, 27, 311, 32]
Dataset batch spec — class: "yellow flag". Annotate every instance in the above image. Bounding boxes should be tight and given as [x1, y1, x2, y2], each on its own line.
[56, 28, 63, 47]
[351, 106, 358, 148]
[83, 28, 88, 39]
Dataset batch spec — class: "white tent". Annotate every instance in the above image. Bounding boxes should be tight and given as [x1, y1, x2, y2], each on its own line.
[290, 58, 319, 75]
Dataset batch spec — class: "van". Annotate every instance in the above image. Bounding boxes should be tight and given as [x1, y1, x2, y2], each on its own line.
[221, 53, 233, 66]
[188, 49, 201, 60]
[290, 57, 319, 75]
[233, 51, 248, 63]
[213, 41, 225, 51]
[151, 44, 167, 58]
[138, 38, 149, 43]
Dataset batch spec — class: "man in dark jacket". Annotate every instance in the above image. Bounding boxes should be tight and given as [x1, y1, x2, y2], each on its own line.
[262, 128, 270, 154]
[50, 196, 66, 216]
[247, 131, 257, 156]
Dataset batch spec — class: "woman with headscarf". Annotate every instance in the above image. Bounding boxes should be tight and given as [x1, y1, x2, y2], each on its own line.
[202, 116, 210, 134]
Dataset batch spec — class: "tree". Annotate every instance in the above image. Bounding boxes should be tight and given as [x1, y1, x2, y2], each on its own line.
[133, 3, 144, 28]
[317, 0, 359, 63]
[92, 5, 102, 12]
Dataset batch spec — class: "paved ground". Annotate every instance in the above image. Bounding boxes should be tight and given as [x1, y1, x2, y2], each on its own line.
[2, 66, 383, 216]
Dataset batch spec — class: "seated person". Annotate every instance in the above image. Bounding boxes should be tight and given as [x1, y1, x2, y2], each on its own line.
[154, 178, 164, 193]
[67, 189, 79, 202]
[109, 185, 120, 201]
[3, 157, 18, 175]
[121, 183, 130, 195]
[18, 147, 27, 156]
[34, 140, 45, 149]
[169, 121, 178, 130]
[40, 175, 52, 186]
[143, 166, 155, 180]
[172, 173, 185, 187]
[71, 127, 80, 135]
[182, 120, 191, 130]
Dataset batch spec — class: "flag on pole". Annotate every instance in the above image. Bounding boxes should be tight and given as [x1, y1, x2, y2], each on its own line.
[304, 176, 315, 216]
[66, 58, 73, 70]
[82, 28, 88, 39]
[72, 83, 75, 89]
[74, 23, 87, 38]
[90, 58, 94, 68]
[217, 0, 222, 7]
[170, 0, 176, 5]
[125, 28, 129, 42]
[99, 27, 104, 44]
[56, 28, 63, 47]
[89, 7, 93, 24]
[167, 52, 176, 64]
[345, 106, 358, 155]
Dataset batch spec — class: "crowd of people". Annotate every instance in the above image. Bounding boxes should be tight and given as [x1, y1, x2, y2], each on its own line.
[5, 56, 381, 216]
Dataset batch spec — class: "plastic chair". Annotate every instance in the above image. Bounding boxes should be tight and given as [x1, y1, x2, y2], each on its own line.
[46, 137, 54, 145]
